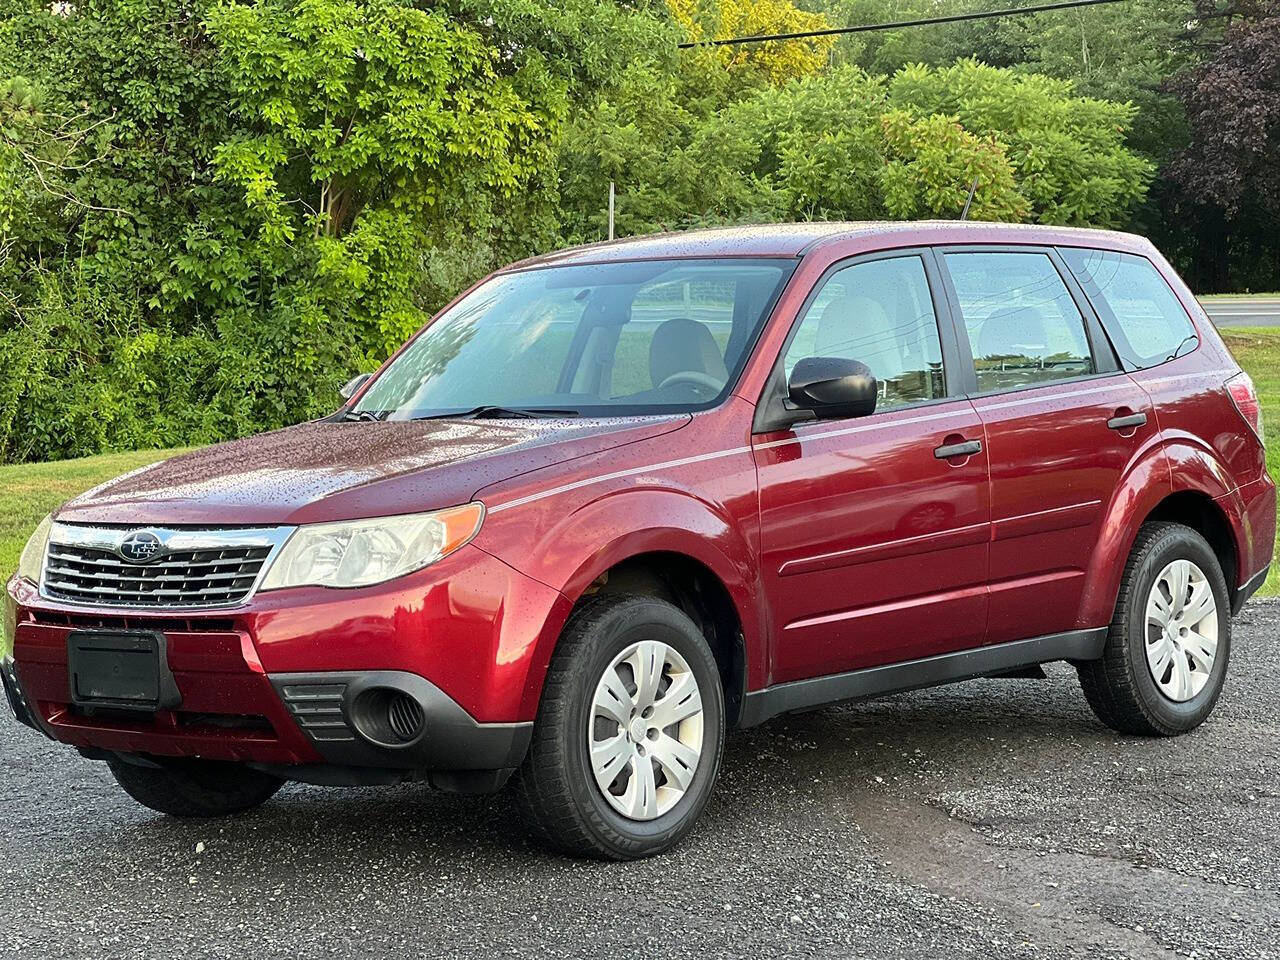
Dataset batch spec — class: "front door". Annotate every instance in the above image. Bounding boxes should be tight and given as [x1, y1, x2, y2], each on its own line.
[753, 252, 991, 685]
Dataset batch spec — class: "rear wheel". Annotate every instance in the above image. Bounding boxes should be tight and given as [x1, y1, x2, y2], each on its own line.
[107, 757, 283, 817]
[1078, 522, 1231, 736]
[515, 594, 725, 860]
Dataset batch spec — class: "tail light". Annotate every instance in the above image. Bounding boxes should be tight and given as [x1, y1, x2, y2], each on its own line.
[1226, 371, 1265, 444]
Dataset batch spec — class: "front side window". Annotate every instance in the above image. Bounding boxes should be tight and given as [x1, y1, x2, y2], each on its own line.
[1060, 248, 1197, 369]
[945, 251, 1095, 393]
[353, 258, 794, 419]
[782, 256, 946, 410]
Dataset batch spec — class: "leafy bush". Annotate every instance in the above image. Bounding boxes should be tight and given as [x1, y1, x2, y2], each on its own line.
[559, 60, 1152, 238]
[0, 0, 669, 462]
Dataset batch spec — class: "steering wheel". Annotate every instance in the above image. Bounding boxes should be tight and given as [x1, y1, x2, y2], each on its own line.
[656, 370, 724, 395]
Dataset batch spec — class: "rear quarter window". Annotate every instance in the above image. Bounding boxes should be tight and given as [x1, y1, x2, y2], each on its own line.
[1060, 249, 1198, 370]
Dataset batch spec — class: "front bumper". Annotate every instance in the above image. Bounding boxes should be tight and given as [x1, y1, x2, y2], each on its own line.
[2, 544, 569, 781]
[271, 670, 530, 778]
[1, 655, 40, 732]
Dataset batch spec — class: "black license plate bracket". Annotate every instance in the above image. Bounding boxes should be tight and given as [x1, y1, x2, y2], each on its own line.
[67, 630, 181, 711]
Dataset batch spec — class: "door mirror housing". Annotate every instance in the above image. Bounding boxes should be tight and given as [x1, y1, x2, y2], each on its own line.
[339, 372, 373, 401]
[787, 356, 878, 419]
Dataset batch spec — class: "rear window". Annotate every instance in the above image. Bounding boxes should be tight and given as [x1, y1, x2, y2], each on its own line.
[1060, 249, 1197, 369]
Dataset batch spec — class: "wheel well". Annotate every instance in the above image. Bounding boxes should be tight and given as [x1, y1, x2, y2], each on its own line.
[583, 552, 747, 727]
[1145, 492, 1239, 600]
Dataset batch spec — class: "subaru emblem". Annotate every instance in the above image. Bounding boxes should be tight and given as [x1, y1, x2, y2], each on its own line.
[118, 530, 164, 564]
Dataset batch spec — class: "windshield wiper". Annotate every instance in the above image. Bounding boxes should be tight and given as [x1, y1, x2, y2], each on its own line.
[1165, 334, 1199, 362]
[339, 409, 392, 422]
[425, 405, 581, 420]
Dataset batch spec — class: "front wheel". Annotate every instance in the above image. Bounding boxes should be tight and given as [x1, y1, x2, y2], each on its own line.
[107, 757, 284, 818]
[1078, 522, 1231, 736]
[514, 594, 726, 860]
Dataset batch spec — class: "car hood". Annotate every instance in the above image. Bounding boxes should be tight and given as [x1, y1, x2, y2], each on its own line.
[55, 416, 690, 527]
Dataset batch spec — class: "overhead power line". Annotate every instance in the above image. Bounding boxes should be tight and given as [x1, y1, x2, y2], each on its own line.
[676, 0, 1129, 49]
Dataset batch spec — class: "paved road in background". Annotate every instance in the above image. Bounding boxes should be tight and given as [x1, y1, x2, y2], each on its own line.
[3, 600, 1278, 959]
[1201, 296, 1280, 328]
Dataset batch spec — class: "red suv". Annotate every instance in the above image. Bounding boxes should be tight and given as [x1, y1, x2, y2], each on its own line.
[4, 223, 1273, 859]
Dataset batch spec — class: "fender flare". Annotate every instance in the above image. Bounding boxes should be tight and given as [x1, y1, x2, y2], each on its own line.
[1163, 436, 1249, 583]
[1077, 437, 1240, 627]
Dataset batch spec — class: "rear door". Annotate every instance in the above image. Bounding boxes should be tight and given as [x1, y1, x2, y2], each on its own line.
[936, 246, 1154, 644]
[753, 250, 991, 683]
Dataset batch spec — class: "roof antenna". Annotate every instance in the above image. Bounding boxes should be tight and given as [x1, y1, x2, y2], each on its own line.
[960, 178, 979, 221]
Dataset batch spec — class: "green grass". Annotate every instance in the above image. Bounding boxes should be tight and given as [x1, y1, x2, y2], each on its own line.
[1198, 293, 1280, 300]
[1220, 327, 1280, 597]
[2, 330, 1279, 599]
[0, 448, 185, 577]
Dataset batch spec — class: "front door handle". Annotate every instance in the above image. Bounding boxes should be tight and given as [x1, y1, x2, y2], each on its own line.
[1107, 412, 1148, 431]
[934, 439, 982, 459]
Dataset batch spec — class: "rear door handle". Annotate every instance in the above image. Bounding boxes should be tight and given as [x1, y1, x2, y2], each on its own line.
[934, 439, 982, 459]
[1107, 412, 1147, 430]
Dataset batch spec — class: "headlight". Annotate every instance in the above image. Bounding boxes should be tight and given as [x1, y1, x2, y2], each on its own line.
[259, 503, 484, 591]
[17, 514, 53, 584]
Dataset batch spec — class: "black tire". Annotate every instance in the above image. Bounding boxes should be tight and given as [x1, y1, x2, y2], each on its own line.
[1078, 521, 1231, 736]
[514, 594, 726, 860]
[107, 757, 284, 818]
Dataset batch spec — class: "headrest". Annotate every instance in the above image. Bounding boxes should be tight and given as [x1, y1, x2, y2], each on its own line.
[649, 318, 729, 388]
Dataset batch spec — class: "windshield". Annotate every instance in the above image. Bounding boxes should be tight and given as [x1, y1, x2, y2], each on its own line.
[351, 258, 795, 419]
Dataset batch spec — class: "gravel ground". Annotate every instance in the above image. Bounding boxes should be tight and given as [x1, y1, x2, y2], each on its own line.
[2, 601, 1277, 960]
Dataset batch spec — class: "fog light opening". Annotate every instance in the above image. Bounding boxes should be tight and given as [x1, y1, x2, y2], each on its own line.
[350, 687, 426, 747]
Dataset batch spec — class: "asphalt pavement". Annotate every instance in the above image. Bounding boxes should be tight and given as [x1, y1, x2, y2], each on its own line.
[1200, 297, 1280, 328]
[2, 600, 1278, 959]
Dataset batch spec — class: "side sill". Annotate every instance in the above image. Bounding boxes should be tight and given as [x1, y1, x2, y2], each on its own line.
[739, 628, 1108, 728]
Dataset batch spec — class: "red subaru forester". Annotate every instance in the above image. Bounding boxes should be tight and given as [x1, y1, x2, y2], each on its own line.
[3, 222, 1273, 859]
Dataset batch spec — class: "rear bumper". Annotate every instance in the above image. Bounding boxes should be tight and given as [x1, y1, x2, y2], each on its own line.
[1230, 473, 1276, 610]
[1235, 564, 1270, 612]
[2, 545, 569, 780]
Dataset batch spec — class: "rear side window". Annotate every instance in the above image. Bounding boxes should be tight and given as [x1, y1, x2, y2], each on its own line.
[1059, 249, 1197, 369]
[944, 251, 1095, 393]
[783, 255, 946, 410]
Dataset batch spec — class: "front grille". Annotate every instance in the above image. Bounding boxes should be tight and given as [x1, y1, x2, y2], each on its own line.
[28, 610, 237, 632]
[43, 542, 272, 607]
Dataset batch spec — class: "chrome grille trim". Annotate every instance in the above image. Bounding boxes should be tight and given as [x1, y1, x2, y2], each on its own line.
[40, 523, 294, 610]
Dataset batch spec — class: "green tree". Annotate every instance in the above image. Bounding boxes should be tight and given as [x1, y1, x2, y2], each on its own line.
[561, 61, 1151, 238]
[1165, 2, 1280, 290]
[0, 0, 672, 462]
[887, 60, 1151, 225]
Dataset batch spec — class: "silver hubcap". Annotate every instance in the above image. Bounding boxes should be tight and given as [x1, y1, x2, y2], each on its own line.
[1145, 559, 1219, 702]
[588, 641, 704, 821]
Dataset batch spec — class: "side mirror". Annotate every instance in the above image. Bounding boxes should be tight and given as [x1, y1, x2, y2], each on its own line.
[788, 356, 877, 419]
[339, 372, 373, 401]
